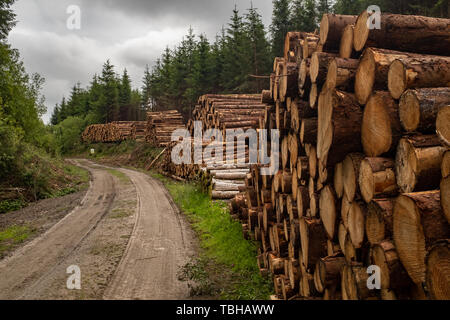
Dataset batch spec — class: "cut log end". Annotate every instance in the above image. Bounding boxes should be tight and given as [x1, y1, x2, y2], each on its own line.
[339, 24, 354, 59]
[388, 59, 407, 100]
[399, 89, 421, 132]
[355, 49, 376, 105]
[353, 10, 370, 52]
[426, 240, 450, 300]
[437, 105, 450, 148]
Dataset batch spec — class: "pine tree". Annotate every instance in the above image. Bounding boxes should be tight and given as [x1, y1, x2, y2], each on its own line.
[245, 3, 271, 92]
[50, 104, 60, 125]
[222, 6, 251, 92]
[141, 64, 152, 110]
[99, 60, 120, 123]
[0, 0, 16, 41]
[316, 0, 330, 18]
[270, 0, 291, 57]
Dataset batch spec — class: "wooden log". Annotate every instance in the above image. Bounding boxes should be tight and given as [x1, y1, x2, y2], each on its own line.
[297, 186, 310, 218]
[426, 239, 450, 300]
[353, 12, 450, 56]
[399, 88, 450, 133]
[348, 202, 365, 249]
[325, 58, 358, 91]
[371, 240, 413, 296]
[339, 24, 354, 59]
[300, 118, 318, 146]
[314, 253, 345, 293]
[361, 91, 402, 157]
[261, 90, 272, 104]
[436, 105, 450, 147]
[309, 83, 318, 108]
[388, 56, 450, 100]
[303, 35, 320, 59]
[317, 90, 363, 168]
[299, 58, 311, 90]
[342, 153, 365, 202]
[442, 177, 450, 225]
[299, 218, 329, 271]
[393, 191, 450, 284]
[319, 185, 337, 240]
[359, 157, 398, 203]
[297, 156, 309, 181]
[334, 162, 344, 199]
[355, 48, 424, 105]
[320, 14, 358, 51]
[280, 62, 299, 101]
[395, 135, 446, 193]
[443, 151, 450, 179]
[310, 52, 337, 85]
[366, 198, 395, 245]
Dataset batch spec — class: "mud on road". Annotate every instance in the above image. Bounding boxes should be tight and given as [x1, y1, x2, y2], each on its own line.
[0, 160, 197, 300]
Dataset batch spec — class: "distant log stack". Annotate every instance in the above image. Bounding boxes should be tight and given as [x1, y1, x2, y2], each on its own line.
[82, 121, 147, 143]
[145, 110, 185, 147]
[227, 11, 450, 301]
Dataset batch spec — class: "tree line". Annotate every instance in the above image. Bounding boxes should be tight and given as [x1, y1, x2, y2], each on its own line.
[50, 0, 448, 125]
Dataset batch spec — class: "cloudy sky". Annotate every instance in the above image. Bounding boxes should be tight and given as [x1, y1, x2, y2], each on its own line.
[9, 0, 274, 123]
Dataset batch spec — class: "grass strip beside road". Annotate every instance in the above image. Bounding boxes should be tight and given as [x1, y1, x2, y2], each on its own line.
[150, 171, 273, 300]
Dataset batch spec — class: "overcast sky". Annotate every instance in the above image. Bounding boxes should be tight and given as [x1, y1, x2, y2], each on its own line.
[8, 0, 274, 123]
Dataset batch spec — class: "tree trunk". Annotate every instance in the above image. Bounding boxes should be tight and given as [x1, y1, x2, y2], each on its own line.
[310, 52, 337, 85]
[437, 105, 450, 147]
[299, 217, 329, 271]
[319, 185, 337, 240]
[315, 253, 345, 293]
[343, 153, 365, 202]
[339, 24, 354, 59]
[348, 202, 366, 249]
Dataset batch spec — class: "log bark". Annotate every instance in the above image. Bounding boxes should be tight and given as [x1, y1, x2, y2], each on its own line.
[359, 157, 398, 203]
[366, 198, 395, 245]
[399, 88, 450, 133]
[395, 135, 446, 193]
[361, 91, 402, 157]
[441, 177, 450, 225]
[388, 56, 450, 100]
[443, 151, 450, 179]
[300, 118, 318, 146]
[353, 12, 450, 56]
[280, 62, 299, 101]
[393, 191, 450, 284]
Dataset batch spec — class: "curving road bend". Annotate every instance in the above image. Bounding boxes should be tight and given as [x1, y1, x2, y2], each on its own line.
[0, 160, 196, 300]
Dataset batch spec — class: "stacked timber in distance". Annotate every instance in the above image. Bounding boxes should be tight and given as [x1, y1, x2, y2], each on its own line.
[82, 121, 146, 143]
[228, 11, 450, 300]
[145, 110, 185, 147]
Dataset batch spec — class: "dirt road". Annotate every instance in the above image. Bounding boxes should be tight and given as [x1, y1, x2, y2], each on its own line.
[0, 160, 196, 300]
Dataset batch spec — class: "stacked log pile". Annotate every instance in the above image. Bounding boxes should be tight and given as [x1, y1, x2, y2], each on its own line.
[145, 110, 185, 147]
[229, 12, 450, 300]
[160, 94, 271, 200]
[82, 121, 144, 143]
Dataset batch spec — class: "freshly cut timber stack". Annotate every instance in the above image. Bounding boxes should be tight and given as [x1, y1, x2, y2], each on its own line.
[230, 11, 450, 300]
[82, 121, 145, 143]
[145, 110, 185, 147]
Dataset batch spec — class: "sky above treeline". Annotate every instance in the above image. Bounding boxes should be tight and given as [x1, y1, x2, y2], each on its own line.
[9, 0, 274, 123]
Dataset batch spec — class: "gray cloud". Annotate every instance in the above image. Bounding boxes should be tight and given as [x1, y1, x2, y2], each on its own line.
[8, 0, 274, 123]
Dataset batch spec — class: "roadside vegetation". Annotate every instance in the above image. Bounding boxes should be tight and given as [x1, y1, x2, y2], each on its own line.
[0, 225, 34, 256]
[150, 172, 273, 300]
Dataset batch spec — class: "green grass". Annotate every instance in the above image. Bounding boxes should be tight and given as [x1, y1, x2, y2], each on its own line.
[0, 199, 25, 214]
[0, 225, 33, 255]
[154, 175, 273, 300]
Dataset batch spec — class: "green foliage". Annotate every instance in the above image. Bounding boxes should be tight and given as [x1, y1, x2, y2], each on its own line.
[0, 225, 33, 256]
[0, 0, 16, 41]
[0, 199, 24, 214]
[52, 116, 86, 154]
[271, 0, 291, 57]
